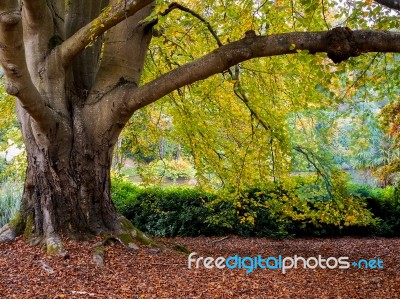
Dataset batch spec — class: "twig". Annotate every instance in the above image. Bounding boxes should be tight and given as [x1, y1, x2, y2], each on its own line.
[207, 236, 230, 245]
[150, 262, 185, 266]
[38, 260, 54, 274]
[71, 291, 96, 296]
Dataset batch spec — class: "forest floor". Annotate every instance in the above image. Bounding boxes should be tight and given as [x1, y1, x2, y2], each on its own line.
[0, 236, 399, 298]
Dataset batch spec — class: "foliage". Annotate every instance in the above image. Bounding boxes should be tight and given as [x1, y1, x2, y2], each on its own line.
[111, 173, 142, 215]
[0, 80, 26, 181]
[136, 158, 196, 185]
[113, 0, 400, 195]
[347, 182, 400, 236]
[112, 176, 215, 236]
[0, 179, 23, 227]
[2, 0, 400, 241]
[377, 98, 400, 183]
[111, 175, 396, 238]
[1, 236, 399, 298]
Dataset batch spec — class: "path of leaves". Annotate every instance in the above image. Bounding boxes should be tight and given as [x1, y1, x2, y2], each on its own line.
[0, 236, 399, 298]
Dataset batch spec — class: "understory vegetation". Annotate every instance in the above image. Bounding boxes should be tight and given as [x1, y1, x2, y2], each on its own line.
[1, 168, 399, 238]
[0, 179, 22, 228]
[111, 175, 400, 238]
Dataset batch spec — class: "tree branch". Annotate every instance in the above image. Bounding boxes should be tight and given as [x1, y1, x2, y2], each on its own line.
[374, 0, 400, 11]
[161, 2, 223, 47]
[59, 0, 153, 67]
[293, 146, 333, 199]
[21, 0, 54, 74]
[90, 3, 153, 101]
[115, 28, 400, 122]
[22, 0, 48, 22]
[233, 64, 280, 141]
[65, 0, 107, 94]
[46, 0, 65, 38]
[0, 0, 57, 130]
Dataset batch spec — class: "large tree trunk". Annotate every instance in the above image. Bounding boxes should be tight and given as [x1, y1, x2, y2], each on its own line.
[20, 110, 120, 243]
[11, 73, 135, 251]
[6, 90, 147, 252]
[0, 0, 155, 252]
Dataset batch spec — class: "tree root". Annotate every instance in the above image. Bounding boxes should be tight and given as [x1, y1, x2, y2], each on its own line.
[1, 214, 174, 266]
[0, 224, 18, 243]
[45, 234, 68, 257]
[93, 243, 105, 267]
[91, 216, 167, 266]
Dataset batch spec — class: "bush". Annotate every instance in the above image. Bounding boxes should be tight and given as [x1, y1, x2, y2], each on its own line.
[111, 175, 398, 238]
[0, 180, 23, 227]
[347, 183, 400, 236]
[111, 176, 218, 236]
[135, 187, 217, 236]
[111, 174, 141, 216]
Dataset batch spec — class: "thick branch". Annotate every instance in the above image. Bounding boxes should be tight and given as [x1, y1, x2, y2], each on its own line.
[22, 0, 54, 75]
[0, 0, 56, 130]
[91, 3, 153, 100]
[65, 0, 107, 93]
[374, 0, 400, 11]
[59, 0, 153, 67]
[46, 0, 65, 38]
[22, 0, 47, 22]
[117, 29, 400, 121]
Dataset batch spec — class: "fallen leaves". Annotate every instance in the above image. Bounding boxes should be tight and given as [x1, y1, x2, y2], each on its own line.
[0, 236, 399, 298]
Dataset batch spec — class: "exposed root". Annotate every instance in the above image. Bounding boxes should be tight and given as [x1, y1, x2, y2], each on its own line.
[0, 224, 18, 243]
[0, 212, 24, 244]
[93, 243, 105, 267]
[91, 216, 168, 266]
[38, 259, 55, 274]
[45, 234, 68, 257]
[207, 236, 230, 245]
[2, 214, 168, 265]
[92, 234, 140, 267]
[173, 243, 191, 254]
[118, 215, 164, 249]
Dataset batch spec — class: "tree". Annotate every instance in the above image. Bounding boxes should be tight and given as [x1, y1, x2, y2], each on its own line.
[1, 0, 400, 251]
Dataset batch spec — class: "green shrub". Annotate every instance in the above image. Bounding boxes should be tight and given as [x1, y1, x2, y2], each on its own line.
[204, 185, 296, 237]
[111, 177, 219, 236]
[0, 180, 23, 227]
[111, 174, 141, 216]
[111, 175, 398, 238]
[347, 183, 400, 236]
[133, 187, 215, 236]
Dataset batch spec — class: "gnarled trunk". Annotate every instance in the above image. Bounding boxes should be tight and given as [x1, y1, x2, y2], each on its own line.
[0, 0, 154, 251]
[14, 83, 133, 250]
[20, 113, 120, 243]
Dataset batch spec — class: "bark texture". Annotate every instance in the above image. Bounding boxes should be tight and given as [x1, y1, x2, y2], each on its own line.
[0, 0, 400, 251]
[0, 0, 154, 251]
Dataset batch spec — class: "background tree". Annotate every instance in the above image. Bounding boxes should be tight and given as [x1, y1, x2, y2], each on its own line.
[1, 0, 400, 252]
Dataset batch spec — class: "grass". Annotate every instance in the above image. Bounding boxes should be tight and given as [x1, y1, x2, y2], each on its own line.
[0, 180, 22, 227]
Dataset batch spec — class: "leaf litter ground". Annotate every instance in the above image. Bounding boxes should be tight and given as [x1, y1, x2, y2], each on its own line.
[0, 236, 399, 298]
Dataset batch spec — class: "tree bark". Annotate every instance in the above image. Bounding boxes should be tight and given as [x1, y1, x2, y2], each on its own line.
[0, 0, 153, 251]
[19, 106, 119, 241]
